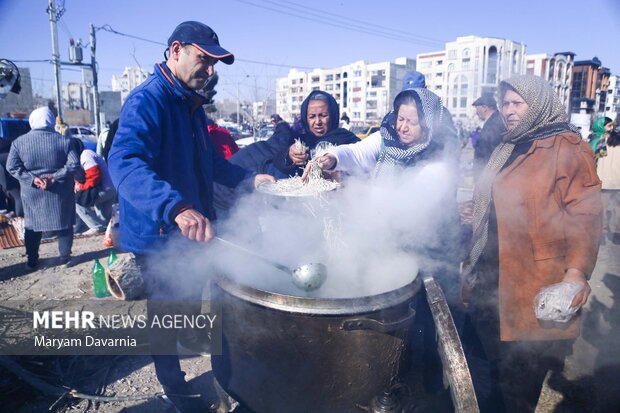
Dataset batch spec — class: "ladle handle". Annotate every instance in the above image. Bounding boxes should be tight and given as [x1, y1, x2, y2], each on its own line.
[213, 237, 293, 275]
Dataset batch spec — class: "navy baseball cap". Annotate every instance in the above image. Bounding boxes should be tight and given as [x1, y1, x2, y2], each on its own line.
[402, 71, 426, 90]
[168, 21, 234, 65]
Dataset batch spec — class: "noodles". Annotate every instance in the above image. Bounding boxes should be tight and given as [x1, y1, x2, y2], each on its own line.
[259, 175, 338, 197]
[258, 141, 339, 197]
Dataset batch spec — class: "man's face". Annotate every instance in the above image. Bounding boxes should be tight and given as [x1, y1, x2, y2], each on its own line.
[174, 43, 217, 90]
[475, 105, 488, 121]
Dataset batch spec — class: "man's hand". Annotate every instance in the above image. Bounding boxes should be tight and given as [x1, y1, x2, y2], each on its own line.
[288, 144, 309, 166]
[562, 268, 591, 308]
[174, 208, 214, 242]
[254, 174, 275, 188]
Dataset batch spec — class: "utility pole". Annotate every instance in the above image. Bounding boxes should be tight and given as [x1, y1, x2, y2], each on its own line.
[47, 0, 63, 120]
[90, 24, 101, 137]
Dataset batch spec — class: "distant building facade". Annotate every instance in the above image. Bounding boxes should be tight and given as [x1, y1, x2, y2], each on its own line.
[99, 91, 122, 125]
[275, 57, 416, 126]
[605, 75, 619, 120]
[61, 82, 90, 110]
[525, 52, 574, 111]
[417, 35, 526, 123]
[252, 98, 276, 123]
[570, 57, 611, 114]
[111, 67, 150, 104]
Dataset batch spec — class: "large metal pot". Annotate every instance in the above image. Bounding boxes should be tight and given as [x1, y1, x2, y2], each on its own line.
[211, 273, 422, 413]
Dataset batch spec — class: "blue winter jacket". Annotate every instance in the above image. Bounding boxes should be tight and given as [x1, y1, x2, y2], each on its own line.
[108, 63, 252, 254]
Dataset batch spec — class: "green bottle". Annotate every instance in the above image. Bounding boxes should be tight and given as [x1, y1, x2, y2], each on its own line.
[92, 259, 109, 298]
[107, 249, 118, 267]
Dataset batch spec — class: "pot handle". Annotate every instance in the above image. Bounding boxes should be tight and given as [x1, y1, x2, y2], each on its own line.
[340, 302, 416, 334]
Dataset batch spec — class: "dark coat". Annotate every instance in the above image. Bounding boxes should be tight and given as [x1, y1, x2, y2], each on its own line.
[273, 90, 359, 177]
[473, 110, 506, 178]
[213, 127, 293, 215]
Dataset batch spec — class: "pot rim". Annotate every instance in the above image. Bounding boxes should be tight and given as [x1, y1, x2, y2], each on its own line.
[212, 273, 422, 315]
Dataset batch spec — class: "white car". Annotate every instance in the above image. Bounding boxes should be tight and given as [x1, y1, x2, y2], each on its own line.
[236, 136, 268, 148]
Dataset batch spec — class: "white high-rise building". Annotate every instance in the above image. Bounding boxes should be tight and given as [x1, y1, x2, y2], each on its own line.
[111, 67, 150, 103]
[605, 75, 620, 120]
[525, 52, 574, 111]
[275, 57, 416, 126]
[417, 35, 526, 124]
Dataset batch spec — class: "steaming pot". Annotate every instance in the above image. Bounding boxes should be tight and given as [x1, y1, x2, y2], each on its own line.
[211, 273, 422, 413]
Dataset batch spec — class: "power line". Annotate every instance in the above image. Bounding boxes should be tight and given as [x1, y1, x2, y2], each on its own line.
[233, 0, 444, 48]
[95, 25, 314, 70]
[277, 0, 445, 44]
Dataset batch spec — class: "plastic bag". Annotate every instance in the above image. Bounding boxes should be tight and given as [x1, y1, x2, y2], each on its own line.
[534, 282, 583, 323]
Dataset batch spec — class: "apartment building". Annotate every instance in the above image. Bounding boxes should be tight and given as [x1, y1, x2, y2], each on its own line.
[605, 75, 619, 120]
[111, 67, 150, 104]
[417, 35, 526, 124]
[525, 52, 574, 110]
[275, 57, 416, 126]
[571, 57, 611, 114]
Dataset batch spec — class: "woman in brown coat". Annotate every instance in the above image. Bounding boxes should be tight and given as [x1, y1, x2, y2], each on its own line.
[462, 75, 602, 413]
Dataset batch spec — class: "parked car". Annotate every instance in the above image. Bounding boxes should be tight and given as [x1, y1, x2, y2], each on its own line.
[352, 125, 380, 140]
[256, 125, 275, 139]
[68, 126, 97, 151]
[223, 126, 243, 140]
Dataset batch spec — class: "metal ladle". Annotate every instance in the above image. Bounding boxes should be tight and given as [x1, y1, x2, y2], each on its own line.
[214, 237, 327, 292]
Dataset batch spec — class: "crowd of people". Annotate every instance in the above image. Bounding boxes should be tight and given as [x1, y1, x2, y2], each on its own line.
[1, 19, 617, 413]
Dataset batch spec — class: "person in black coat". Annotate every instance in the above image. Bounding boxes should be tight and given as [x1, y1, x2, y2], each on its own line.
[273, 90, 359, 177]
[213, 119, 293, 218]
[472, 94, 506, 180]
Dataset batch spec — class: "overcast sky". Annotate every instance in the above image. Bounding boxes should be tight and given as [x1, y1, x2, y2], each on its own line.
[1, 0, 619, 103]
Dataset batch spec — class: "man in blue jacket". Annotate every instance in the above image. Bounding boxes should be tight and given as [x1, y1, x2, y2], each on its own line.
[108, 21, 273, 412]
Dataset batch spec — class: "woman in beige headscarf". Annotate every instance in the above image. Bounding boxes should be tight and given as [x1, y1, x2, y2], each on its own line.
[461, 75, 602, 413]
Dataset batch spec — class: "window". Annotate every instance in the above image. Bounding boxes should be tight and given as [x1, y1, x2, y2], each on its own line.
[436, 60, 443, 66]
[463, 48, 470, 58]
[486, 46, 498, 84]
[448, 63, 455, 72]
[512, 50, 519, 74]
[325, 84, 333, 91]
[448, 50, 457, 59]
[420, 61, 432, 68]
[462, 60, 470, 70]
[311, 76, 319, 83]
[354, 70, 362, 77]
[325, 74, 334, 81]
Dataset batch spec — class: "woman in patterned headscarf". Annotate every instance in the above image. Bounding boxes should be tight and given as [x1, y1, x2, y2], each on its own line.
[308, 88, 462, 396]
[307, 88, 458, 177]
[461, 75, 602, 412]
